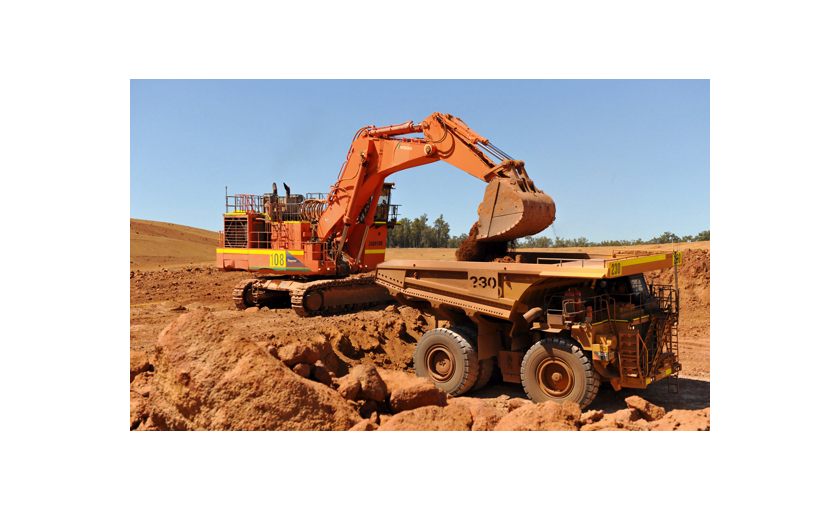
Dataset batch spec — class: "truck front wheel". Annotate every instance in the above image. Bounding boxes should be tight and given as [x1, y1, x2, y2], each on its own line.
[521, 338, 600, 409]
[414, 328, 479, 397]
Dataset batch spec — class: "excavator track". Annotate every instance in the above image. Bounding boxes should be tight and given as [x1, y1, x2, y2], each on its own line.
[289, 275, 393, 317]
[232, 278, 262, 310]
[232, 275, 393, 316]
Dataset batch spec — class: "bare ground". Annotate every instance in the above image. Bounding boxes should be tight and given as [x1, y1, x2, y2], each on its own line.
[130, 219, 710, 428]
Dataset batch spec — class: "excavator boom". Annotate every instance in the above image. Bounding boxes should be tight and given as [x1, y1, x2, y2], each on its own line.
[315, 112, 555, 250]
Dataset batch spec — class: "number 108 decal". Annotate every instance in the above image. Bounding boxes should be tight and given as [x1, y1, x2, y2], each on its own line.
[270, 252, 286, 268]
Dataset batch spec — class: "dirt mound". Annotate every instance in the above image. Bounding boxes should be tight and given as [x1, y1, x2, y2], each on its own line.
[131, 311, 710, 431]
[647, 248, 710, 316]
[134, 310, 362, 431]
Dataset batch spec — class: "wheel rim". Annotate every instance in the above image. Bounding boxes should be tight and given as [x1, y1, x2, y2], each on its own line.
[536, 357, 574, 398]
[424, 345, 456, 383]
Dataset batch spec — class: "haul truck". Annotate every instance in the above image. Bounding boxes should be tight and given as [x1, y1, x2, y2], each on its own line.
[375, 250, 683, 408]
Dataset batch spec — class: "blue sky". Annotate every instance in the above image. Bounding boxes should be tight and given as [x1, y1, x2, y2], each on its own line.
[131, 80, 709, 241]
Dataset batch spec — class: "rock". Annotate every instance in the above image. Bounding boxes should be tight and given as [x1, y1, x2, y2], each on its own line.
[579, 410, 651, 431]
[244, 307, 260, 313]
[359, 400, 379, 418]
[379, 414, 392, 427]
[130, 350, 150, 383]
[337, 377, 361, 401]
[130, 371, 154, 397]
[389, 378, 448, 413]
[350, 364, 388, 402]
[451, 397, 508, 431]
[312, 362, 333, 386]
[507, 398, 533, 412]
[130, 391, 149, 429]
[161, 301, 185, 311]
[495, 401, 581, 431]
[292, 363, 311, 378]
[266, 345, 278, 357]
[145, 310, 362, 431]
[378, 403, 473, 431]
[377, 368, 420, 396]
[580, 409, 604, 425]
[370, 411, 379, 425]
[625, 396, 666, 421]
[648, 408, 710, 431]
[385, 305, 397, 313]
[348, 419, 378, 431]
[277, 343, 320, 367]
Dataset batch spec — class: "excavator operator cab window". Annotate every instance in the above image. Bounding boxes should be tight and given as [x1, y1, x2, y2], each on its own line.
[374, 183, 394, 223]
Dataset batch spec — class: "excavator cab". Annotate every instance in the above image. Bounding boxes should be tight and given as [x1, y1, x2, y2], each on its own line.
[374, 183, 396, 223]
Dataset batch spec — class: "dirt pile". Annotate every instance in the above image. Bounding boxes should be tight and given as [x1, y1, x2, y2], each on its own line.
[131, 313, 709, 431]
[646, 248, 710, 378]
[132, 310, 362, 431]
[647, 248, 710, 319]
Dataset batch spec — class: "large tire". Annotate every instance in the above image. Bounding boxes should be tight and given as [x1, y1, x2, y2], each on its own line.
[449, 326, 494, 392]
[472, 357, 496, 392]
[414, 328, 479, 397]
[521, 337, 601, 409]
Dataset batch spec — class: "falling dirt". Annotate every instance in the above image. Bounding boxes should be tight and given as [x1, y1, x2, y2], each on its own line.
[455, 222, 510, 262]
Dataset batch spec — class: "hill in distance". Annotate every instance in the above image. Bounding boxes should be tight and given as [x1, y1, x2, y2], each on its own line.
[130, 219, 219, 269]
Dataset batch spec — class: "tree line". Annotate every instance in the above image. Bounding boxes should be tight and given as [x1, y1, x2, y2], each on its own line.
[386, 214, 709, 249]
[515, 229, 710, 248]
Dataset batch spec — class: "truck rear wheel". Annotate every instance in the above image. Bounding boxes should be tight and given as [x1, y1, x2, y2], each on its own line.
[521, 338, 600, 409]
[414, 328, 479, 397]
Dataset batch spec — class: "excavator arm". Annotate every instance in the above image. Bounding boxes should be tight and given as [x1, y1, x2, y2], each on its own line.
[309, 112, 556, 267]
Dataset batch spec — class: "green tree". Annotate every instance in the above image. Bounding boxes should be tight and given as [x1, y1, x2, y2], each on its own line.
[448, 232, 468, 248]
[432, 215, 450, 248]
[411, 214, 429, 247]
[533, 236, 553, 248]
[519, 236, 536, 248]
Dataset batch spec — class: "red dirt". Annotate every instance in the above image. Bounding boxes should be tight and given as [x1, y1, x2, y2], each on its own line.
[130, 220, 710, 431]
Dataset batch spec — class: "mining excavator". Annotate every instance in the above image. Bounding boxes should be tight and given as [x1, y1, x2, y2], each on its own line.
[216, 112, 556, 316]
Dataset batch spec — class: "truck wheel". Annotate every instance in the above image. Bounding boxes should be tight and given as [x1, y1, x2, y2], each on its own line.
[414, 328, 479, 397]
[521, 338, 600, 409]
[446, 326, 494, 392]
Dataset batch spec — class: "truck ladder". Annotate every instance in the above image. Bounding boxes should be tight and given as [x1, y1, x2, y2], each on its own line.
[667, 316, 680, 394]
[618, 314, 680, 391]
[617, 332, 642, 383]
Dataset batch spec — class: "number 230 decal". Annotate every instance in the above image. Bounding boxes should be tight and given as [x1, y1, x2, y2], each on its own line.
[470, 276, 497, 289]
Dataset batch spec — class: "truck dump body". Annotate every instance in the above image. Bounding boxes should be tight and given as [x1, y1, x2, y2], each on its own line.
[375, 250, 683, 407]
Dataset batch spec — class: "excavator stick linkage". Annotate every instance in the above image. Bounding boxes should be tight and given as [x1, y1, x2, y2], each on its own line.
[476, 177, 556, 242]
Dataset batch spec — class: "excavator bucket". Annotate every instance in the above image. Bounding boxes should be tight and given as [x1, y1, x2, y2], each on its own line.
[476, 178, 556, 241]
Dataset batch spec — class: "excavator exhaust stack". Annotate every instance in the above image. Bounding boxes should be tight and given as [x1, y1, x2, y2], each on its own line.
[476, 161, 556, 241]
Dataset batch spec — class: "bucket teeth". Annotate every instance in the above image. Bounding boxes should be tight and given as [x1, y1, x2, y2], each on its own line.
[476, 178, 556, 242]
